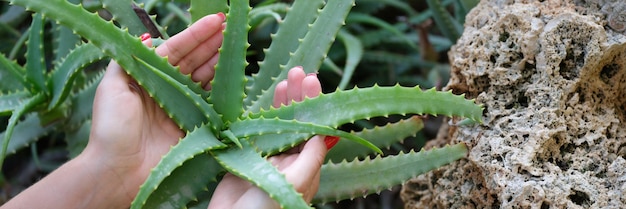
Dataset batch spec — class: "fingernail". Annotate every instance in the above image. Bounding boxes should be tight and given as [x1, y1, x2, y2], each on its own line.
[324, 136, 340, 150]
[217, 12, 226, 21]
[307, 73, 318, 77]
[140, 33, 151, 41]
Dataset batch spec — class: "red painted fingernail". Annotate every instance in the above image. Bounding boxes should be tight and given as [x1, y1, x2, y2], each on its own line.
[140, 33, 151, 41]
[217, 12, 226, 21]
[324, 136, 340, 150]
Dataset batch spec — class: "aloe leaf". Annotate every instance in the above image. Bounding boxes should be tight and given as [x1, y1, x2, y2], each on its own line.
[248, 3, 288, 28]
[246, 0, 355, 113]
[131, 125, 227, 209]
[336, 29, 363, 90]
[252, 133, 311, 155]
[210, 0, 249, 124]
[66, 71, 101, 128]
[24, 13, 46, 93]
[2, 113, 57, 156]
[346, 13, 418, 50]
[0, 54, 26, 92]
[52, 23, 79, 65]
[48, 43, 105, 110]
[229, 117, 382, 154]
[426, 0, 463, 43]
[243, 0, 325, 109]
[132, 55, 223, 131]
[251, 86, 483, 127]
[326, 116, 424, 162]
[220, 130, 243, 148]
[0, 91, 30, 115]
[0, 4, 27, 26]
[52, 0, 80, 64]
[375, 0, 418, 16]
[211, 140, 312, 209]
[0, 93, 45, 170]
[165, 2, 191, 26]
[314, 143, 468, 203]
[459, 0, 480, 12]
[9, 0, 211, 119]
[143, 154, 223, 209]
[102, 0, 147, 35]
[65, 120, 90, 158]
[190, 0, 228, 23]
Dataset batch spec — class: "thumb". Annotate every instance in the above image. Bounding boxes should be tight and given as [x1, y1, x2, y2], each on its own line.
[283, 135, 328, 191]
[97, 37, 154, 97]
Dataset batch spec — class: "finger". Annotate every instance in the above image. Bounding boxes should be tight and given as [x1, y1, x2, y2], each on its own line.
[155, 13, 225, 66]
[303, 170, 321, 202]
[174, 30, 223, 74]
[98, 61, 133, 96]
[273, 80, 288, 108]
[207, 173, 253, 209]
[287, 66, 305, 104]
[283, 136, 327, 191]
[301, 73, 322, 99]
[191, 53, 219, 89]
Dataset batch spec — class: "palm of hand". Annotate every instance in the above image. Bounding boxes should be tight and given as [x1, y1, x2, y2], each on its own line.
[84, 14, 225, 200]
[208, 67, 327, 209]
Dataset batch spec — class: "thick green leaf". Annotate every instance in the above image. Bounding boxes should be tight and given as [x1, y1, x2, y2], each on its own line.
[229, 118, 382, 154]
[211, 140, 312, 209]
[10, 0, 213, 130]
[190, 0, 228, 23]
[248, 3, 288, 28]
[0, 93, 45, 170]
[0, 54, 27, 92]
[346, 13, 417, 50]
[101, 0, 147, 35]
[25, 13, 46, 93]
[314, 143, 468, 203]
[52, 22, 80, 64]
[144, 154, 223, 209]
[210, 0, 249, 123]
[251, 86, 483, 127]
[427, 0, 463, 43]
[336, 29, 363, 90]
[66, 71, 101, 128]
[246, 0, 355, 113]
[132, 56, 223, 131]
[0, 91, 30, 115]
[252, 133, 311, 155]
[65, 120, 90, 158]
[326, 116, 424, 162]
[244, 0, 325, 109]
[2, 113, 57, 156]
[131, 125, 226, 209]
[48, 43, 104, 110]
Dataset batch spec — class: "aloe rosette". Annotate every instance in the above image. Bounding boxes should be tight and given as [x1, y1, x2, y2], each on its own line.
[1, 0, 483, 208]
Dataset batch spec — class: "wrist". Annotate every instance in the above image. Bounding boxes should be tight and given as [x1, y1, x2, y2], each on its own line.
[74, 146, 140, 208]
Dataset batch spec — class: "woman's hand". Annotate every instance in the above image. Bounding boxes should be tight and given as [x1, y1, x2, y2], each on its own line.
[208, 67, 329, 209]
[84, 13, 226, 205]
[2, 13, 225, 209]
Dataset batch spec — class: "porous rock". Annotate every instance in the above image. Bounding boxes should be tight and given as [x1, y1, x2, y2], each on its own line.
[401, 0, 626, 208]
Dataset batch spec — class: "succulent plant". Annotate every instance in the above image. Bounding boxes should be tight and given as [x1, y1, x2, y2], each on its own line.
[1, 0, 482, 208]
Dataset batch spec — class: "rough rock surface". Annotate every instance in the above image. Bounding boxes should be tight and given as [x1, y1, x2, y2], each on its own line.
[401, 0, 626, 208]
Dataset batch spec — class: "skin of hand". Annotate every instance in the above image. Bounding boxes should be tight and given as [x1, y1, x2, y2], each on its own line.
[207, 67, 329, 209]
[1, 13, 225, 209]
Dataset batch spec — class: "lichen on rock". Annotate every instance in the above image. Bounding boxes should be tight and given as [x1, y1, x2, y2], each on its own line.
[401, 0, 626, 208]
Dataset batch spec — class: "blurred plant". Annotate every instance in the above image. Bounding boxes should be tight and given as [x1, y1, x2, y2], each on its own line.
[0, 0, 480, 208]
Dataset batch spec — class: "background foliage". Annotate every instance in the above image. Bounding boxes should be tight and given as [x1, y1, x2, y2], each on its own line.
[0, 0, 478, 208]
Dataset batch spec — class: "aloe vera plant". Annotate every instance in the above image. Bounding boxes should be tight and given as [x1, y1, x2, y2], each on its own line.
[1, 0, 482, 208]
